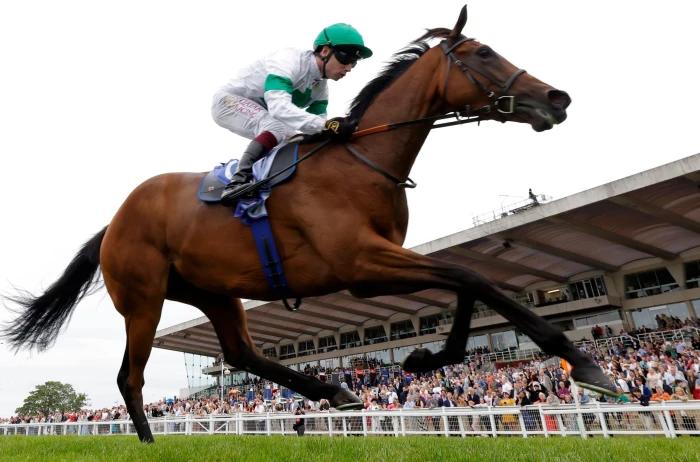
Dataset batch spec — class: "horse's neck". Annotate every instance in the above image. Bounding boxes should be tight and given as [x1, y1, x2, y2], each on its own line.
[355, 50, 444, 180]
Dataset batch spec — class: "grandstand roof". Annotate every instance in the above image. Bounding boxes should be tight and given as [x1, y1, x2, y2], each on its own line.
[154, 154, 700, 356]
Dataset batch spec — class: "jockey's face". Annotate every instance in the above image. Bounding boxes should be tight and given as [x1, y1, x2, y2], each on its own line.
[318, 46, 356, 81]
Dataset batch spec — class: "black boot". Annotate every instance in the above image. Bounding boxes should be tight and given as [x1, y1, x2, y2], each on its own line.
[220, 140, 267, 205]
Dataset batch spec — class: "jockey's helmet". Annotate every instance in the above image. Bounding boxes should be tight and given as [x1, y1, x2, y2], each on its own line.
[313, 23, 373, 59]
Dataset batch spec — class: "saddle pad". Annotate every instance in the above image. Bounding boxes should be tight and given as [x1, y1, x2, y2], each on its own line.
[197, 142, 300, 203]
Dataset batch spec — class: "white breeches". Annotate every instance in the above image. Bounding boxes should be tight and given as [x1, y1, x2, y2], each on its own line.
[211, 92, 295, 143]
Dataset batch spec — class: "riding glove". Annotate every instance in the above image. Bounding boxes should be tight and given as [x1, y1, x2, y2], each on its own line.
[323, 117, 357, 141]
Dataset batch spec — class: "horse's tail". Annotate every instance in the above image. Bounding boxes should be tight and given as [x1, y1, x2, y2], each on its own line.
[3, 226, 107, 351]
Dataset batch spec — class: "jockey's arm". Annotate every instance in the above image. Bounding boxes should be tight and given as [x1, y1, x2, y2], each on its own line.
[264, 88, 326, 135]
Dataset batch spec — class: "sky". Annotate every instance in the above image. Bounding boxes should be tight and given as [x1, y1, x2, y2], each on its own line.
[1, 1, 699, 418]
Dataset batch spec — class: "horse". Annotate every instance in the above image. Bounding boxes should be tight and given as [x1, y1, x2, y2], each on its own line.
[3, 6, 615, 443]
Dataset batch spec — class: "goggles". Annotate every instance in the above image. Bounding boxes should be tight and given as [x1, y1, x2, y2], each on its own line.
[333, 48, 360, 66]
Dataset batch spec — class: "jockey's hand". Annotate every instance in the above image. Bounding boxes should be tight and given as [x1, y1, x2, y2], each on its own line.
[323, 117, 356, 141]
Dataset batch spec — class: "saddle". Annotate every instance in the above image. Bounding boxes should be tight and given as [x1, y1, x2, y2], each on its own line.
[198, 141, 300, 204]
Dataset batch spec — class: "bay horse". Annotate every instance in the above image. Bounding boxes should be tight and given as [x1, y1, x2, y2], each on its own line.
[4, 7, 615, 442]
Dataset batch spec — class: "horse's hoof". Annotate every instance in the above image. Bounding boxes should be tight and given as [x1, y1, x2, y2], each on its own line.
[330, 389, 363, 411]
[402, 348, 436, 373]
[571, 363, 619, 397]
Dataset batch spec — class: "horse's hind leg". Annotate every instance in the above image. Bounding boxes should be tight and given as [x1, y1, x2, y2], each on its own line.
[116, 308, 162, 443]
[166, 275, 362, 410]
[104, 251, 166, 443]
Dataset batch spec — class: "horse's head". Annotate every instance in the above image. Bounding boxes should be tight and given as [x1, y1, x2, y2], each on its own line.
[435, 6, 570, 132]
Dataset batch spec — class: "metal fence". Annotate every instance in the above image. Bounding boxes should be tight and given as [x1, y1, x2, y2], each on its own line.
[3, 402, 699, 438]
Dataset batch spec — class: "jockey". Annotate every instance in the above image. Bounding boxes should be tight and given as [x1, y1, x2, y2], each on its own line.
[212, 23, 373, 205]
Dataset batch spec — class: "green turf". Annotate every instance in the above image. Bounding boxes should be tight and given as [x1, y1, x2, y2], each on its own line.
[0, 435, 698, 462]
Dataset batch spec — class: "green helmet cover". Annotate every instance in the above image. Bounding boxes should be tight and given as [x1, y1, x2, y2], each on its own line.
[313, 23, 373, 59]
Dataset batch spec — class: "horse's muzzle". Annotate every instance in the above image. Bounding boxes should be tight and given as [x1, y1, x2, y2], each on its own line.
[516, 88, 571, 132]
[547, 89, 571, 111]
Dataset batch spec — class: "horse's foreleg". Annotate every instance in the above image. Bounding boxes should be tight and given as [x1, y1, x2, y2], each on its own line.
[344, 240, 615, 394]
[205, 299, 362, 410]
[166, 275, 363, 410]
[402, 293, 474, 373]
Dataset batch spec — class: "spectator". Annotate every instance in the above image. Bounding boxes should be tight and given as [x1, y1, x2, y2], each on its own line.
[292, 407, 305, 436]
[651, 385, 671, 402]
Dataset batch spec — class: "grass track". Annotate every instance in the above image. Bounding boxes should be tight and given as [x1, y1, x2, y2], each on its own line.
[1, 435, 699, 462]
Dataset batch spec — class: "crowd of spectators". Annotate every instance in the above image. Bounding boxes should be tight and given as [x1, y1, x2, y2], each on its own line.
[3, 326, 700, 426]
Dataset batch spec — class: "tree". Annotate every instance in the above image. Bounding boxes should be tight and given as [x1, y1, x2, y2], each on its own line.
[14, 381, 88, 418]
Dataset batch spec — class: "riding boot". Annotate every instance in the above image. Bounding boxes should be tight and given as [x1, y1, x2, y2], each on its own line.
[220, 140, 267, 205]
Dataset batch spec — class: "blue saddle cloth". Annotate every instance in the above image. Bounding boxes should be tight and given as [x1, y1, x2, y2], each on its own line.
[197, 141, 301, 300]
[197, 142, 299, 224]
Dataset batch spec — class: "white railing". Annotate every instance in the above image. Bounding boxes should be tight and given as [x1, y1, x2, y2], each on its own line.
[471, 195, 549, 227]
[575, 327, 700, 353]
[635, 326, 699, 344]
[3, 402, 699, 438]
[464, 348, 543, 364]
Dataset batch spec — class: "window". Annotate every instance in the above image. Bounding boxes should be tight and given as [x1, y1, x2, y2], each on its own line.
[262, 347, 277, 359]
[569, 276, 607, 301]
[514, 292, 535, 308]
[279, 344, 296, 360]
[390, 319, 416, 340]
[624, 268, 679, 299]
[538, 286, 570, 306]
[320, 357, 340, 370]
[421, 340, 446, 353]
[419, 314, 441, 335]
[392, 345, 414, 365]
[295, 360, 319, 372]
[466, 334, 489, 353]
[339, 331, 361, 350]
[366, 349, 392, 366]
[298, 339, 316, 357]
[184, 353, 215, 390]
[516, 333, 537, 351]
[572, 310, 622, 329]
[686, 261, 700, 289]
[363, 325, 388, 345]
[473, 301, 496, 318]
[693, 300, 700, 318]
[318, 335, 337, 353]
[631, 303, 691, 329]
[491, 330, 517, 351]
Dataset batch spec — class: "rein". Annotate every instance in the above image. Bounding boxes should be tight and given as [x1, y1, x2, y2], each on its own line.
[343, 110, 489, 189]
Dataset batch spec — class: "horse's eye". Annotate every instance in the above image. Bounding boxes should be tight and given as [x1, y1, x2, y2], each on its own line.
[476, 46, 493, 58]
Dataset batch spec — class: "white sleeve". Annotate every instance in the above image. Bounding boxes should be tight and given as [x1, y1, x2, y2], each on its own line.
[264, 90, 326, 134]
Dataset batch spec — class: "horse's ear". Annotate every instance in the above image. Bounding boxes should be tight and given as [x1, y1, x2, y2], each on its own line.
[449, 5, 468, 38]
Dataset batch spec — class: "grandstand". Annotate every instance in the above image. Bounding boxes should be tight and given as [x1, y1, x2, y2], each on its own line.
[153, 154, 700, 395]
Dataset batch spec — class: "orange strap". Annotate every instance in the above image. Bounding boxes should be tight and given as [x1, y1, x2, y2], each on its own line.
[350, 125, 392, 139]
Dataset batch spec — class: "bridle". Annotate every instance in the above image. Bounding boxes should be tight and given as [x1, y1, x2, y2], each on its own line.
[440, 36, 527, 118]
[343, 36, 528, 188]
[350, 36, 528, 141]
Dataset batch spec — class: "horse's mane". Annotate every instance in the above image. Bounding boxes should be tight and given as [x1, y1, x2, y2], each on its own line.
[347, 28, 454, 122]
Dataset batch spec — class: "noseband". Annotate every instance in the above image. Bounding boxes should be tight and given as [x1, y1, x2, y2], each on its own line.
[441, 36, 526, 116]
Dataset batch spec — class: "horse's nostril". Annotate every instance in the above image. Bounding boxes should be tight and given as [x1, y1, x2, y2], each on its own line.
[547, 89, 571, 109]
